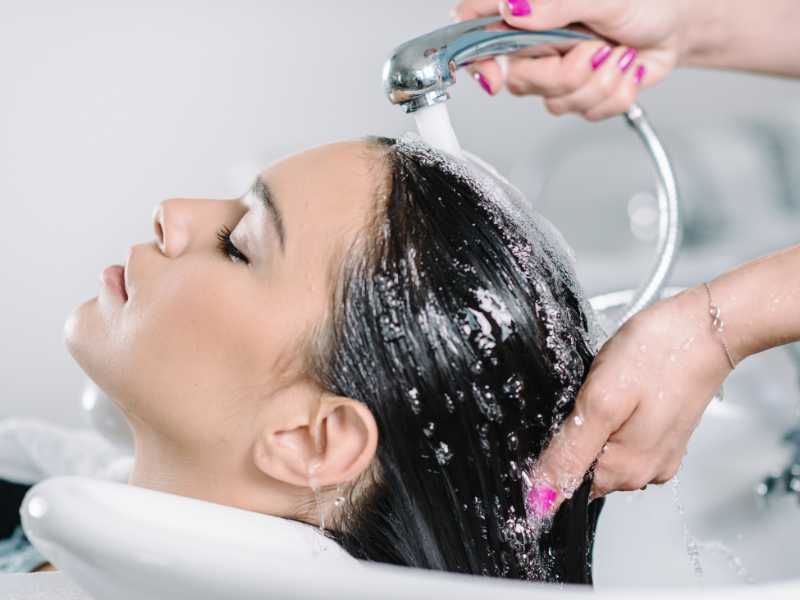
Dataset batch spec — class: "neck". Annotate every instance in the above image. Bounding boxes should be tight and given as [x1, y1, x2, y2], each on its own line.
[126, 418, 304, 519]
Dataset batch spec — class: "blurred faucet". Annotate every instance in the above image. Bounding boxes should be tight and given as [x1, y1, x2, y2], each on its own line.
[757, 343, 800, 504]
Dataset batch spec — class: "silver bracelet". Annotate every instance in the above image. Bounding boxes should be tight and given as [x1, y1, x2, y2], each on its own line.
[703, 282, 737, 370]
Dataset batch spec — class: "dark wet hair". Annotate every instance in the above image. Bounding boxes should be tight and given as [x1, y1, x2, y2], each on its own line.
[309, 135, 604, 584]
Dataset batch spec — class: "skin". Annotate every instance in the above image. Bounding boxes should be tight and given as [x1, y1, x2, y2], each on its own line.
[59, 141, 385, 575]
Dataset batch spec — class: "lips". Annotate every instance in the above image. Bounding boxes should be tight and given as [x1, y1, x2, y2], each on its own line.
[101, 264, 128, 302]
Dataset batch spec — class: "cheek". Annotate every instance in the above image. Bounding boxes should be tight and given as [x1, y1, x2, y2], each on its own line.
[115, 258, 324, 446]
[121, 263, 277, 442]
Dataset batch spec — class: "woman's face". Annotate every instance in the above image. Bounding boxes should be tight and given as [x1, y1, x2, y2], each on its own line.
[64, 139, 383, 510]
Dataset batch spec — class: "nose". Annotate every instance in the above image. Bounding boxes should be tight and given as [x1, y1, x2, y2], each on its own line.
[152, 200, 189, 257]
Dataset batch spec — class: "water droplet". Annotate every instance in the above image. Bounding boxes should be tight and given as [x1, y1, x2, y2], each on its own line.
[379, 313, 404, 342]
[444, 394, 456, 413]
[334, 496, 346, 507]
[509, 460, 520, 481]
[474, 287, 515, 341]
[471, 360, 484, 375]
[407, 388, 422, 414]
[502, 374, 524, 400]
[558, 475, 581, 500]
[573, 415, 584, 426]
[477, 422, 492, 455]
[423, 422, 436, 437]
[435, 441, 453, 465]
[473, 496, 486, 520]
[474, 333, 496, 357]
[507, 432, 519, 451]
[475, 384, 504, 422]
[374, 273, 390, 293]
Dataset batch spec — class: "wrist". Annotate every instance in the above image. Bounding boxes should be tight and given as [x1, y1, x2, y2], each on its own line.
[675, 0, 730, 68]
[672, 284, 737, 377]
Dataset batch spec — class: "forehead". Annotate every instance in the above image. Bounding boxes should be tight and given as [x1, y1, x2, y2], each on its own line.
[258, 138, 388, 279]
[263, 139, 385, 221]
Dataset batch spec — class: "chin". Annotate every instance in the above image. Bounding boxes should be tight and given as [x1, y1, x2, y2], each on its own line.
[64, 296, 119, 398]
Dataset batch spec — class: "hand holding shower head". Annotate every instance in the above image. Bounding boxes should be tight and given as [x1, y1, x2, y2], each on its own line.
[381, 16, 682, 330]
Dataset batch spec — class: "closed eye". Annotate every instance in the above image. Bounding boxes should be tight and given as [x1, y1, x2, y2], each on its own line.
[216, 225, 250, 265]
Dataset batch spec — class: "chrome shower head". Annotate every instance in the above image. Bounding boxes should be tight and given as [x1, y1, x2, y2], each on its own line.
[381, 16, 595, 113]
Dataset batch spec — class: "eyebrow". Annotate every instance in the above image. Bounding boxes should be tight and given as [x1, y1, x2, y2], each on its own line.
[251, 177, 286, 252]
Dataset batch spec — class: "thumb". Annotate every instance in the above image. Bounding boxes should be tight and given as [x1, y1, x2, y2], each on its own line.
[501, 0, 618, 32]
[524, 401, 611, 520]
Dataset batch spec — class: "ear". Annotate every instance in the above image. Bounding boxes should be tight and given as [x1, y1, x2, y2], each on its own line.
[253, 393, 378, 489]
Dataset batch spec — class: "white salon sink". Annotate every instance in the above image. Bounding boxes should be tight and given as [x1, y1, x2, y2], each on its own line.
[594, 342, 800, 588]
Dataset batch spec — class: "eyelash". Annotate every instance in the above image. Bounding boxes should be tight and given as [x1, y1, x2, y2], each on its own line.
[216, 225, 250, 265]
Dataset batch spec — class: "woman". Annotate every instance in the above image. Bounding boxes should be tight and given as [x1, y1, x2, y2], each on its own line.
[10, 135, 605, 581]
[454, 0, 800, 515]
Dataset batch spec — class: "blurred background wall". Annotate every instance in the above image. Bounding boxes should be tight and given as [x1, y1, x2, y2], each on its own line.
[2, 0, 799, 427]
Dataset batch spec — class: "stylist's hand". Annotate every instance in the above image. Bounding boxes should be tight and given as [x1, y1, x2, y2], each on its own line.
[524, 286, 735, 519]
[452, 0, 688, 121]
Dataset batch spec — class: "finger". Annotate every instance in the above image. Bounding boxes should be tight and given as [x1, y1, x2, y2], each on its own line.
[451, 0, 502, 22]
[590, 441, 655, 499]
[590, 394, 693, 497]
[589, 442, 614, 500]
[651, 453, 683, 485]
[582, 60, 646, 121]
[583, 63, 647, 121]
[504, 41, 609, 98]
[525, 389, 630, 520]
[591, 447, 684, 498]
[544, 46, 638, 117]
[500, 0, 627, 32]
[464, 58, 505, 95]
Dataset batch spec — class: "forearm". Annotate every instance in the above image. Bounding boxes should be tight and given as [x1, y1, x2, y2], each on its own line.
[678, 0, 800, 77]
[681, 244, 800, 366]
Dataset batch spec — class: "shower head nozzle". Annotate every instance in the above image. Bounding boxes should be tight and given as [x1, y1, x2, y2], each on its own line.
[381, 16, 595, 113]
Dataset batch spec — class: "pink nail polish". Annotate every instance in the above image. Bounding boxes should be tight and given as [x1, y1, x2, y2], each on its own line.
[474, 72, 492, 95]
[634, 64, 646, 85]
[618, 48, 638, 72]
[526, 483, 557, 518]
[507, 0, 532, 17]
[590, 46, 612, 70]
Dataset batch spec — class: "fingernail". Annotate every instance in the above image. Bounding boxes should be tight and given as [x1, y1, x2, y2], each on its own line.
[590, 46, 612, 70]
[618, 48, 638, 72]
[507, 0, 532, 17]
[474, 71, 492, 95]
[634, 64, 646, 85]
[526, 483, 557, 518]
